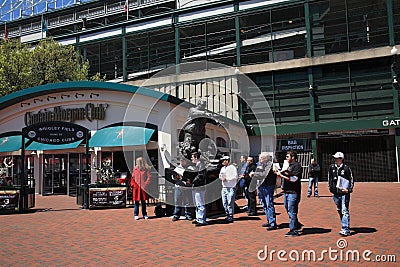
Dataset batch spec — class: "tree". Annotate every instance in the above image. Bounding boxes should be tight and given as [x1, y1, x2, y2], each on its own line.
[0, 38, 102, 97]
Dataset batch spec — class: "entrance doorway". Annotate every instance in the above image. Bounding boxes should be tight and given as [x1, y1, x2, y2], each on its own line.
[43, 154, 68, 195]
[318, 135, 396, 182]
[68, 153, 90, 197]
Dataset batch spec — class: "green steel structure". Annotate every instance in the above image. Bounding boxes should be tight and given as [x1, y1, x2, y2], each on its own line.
[3, 0, 400, 182]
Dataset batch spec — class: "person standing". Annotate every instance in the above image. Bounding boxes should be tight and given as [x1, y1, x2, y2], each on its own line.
[328, 152, 354, 236]
[172, 158, 193, 221]
[131, 157, 151, 220]
[219, 156, 238, 223]
[237, 155, 248, 202]
[245, 157, 257, 216]
[190, 152, 208, 226]
[276, 150, 302, 237]
[307, 158, 321, 198]
[249, 152, 277, 231]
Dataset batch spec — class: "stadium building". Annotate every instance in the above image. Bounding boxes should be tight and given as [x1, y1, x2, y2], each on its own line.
[1, 0, 400, 183]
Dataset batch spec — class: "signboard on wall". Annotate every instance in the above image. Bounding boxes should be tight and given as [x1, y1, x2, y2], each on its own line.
[22, 121, 89, 145]
[278, 139, 306, 151]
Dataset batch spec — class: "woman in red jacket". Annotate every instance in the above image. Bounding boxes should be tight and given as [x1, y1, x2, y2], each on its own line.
[131, 157, 151, 220]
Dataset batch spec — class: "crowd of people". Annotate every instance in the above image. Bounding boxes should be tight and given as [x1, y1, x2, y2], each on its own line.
[131, 150, 354, 237]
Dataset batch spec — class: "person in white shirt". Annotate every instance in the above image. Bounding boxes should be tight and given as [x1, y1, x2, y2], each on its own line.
[219, 156, 238, 223]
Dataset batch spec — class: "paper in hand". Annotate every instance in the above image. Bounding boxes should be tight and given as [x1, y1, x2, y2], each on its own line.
[336, 176, 349, 189]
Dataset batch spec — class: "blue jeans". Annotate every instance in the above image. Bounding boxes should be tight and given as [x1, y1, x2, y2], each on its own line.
[284, 193, 300, 233]
[258, 185, 277, 227]
[307, 177, 319, 196]
[173, 186, 192, 219]
[192, 188, 206, 224]
[134, 200, 147, 217]
[221, 187, 236, 219]
[333, 193, 351, 234]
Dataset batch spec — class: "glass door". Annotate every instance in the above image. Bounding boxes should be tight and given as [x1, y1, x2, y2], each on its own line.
[69, 153, 83, 197]
[43, 154, 68, 195]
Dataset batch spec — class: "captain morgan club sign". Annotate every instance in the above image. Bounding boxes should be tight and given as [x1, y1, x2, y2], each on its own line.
[24, 103, 108, 126]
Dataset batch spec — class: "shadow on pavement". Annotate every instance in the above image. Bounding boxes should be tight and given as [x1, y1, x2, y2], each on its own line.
[350, 227, 377, 235]
[300, 227, 332, 235]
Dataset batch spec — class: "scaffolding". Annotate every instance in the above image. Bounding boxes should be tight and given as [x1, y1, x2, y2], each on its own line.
[0, 0, 94, 22]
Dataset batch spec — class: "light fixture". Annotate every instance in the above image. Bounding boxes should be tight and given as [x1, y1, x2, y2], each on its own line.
[391, 46, 398, 56]
[21, 102, 30, 107]
[90, 93, 99, 98]
[234, 67, 240, 75]
[47, 96, 56, 101]
[309, 84, 313, 90]
[30, 150, 37, 155]
[75, 93, 84, 98]
[61, 94, 70, 99]
[160, 144, 167, 152]
[89, 147, 94, 152]
[394, 76, 398, 84]
[34, 98, 43, 103]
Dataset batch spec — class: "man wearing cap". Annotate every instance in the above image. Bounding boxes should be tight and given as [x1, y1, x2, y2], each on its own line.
[219, 156, 238, 223]
[328, 152, 354, 236]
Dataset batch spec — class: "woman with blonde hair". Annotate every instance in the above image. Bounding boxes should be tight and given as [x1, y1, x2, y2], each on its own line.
[131, 157, 151, 220]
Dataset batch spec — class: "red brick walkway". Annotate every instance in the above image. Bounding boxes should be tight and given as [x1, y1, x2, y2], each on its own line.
[0, 182, 399, 266]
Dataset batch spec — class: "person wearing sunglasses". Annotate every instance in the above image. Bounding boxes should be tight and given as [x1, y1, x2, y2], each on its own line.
[276, 151, 303, 237]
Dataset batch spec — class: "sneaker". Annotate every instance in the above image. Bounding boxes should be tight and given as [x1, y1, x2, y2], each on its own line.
[261, 223, 270, 227]
[143, 215, 149, 220]
[195, 222, 208, 227]
[295, 222, 304, 230]
[314, 195, 319, 198]
[267, 225, 278, 231]
[226, 218, 234, 224]
[172, 216, 179, 222]
[307, 195, 311, 198]
[247, 212, 258, 216]
[134, 216, 139, 220]
[285, 231, 299, 237]
[339, 230, 350, 236]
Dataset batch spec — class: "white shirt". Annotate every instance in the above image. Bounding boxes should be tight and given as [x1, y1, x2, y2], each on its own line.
[219, 164, 238, 188]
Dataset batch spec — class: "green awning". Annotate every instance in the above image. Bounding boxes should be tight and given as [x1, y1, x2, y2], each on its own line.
[0, 135, 22, 152]
[89, 126, 155, 147]
[25, 140, 83, 151]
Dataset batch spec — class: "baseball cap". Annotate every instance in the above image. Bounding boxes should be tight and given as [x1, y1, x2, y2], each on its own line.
[333, 152, 344, 159]
[221, 156, 230, 161]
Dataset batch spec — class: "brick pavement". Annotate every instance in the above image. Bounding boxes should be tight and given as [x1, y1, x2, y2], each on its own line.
[0, 182, 399, 266]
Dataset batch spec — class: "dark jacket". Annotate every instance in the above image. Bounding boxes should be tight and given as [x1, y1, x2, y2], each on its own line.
[253, 161, 275, 187]
[244, 162, 257, 186]
[308, 163, 321, 177]
[328, 163, 354, 194]
[191, 160, 207, 188]
[282, 161, 302, 194]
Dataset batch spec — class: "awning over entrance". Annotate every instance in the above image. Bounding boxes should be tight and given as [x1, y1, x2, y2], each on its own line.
[89, 126, 155, 147]
[25, 140, 83, 151]
[0, 135, 22, 152]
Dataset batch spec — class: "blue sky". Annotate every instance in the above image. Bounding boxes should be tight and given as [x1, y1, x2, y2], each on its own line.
[0, 0, 94, 22]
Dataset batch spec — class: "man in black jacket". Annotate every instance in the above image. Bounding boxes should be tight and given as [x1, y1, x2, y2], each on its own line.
[171, 158, 193, 221]
[190, 152, 208, 226]
[328, 152, 354, 236]
[249, 152, 277, 230]
[307, 158, 321, 198]
[276, 150, 302, 237]
[244, 157, 258, 216]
